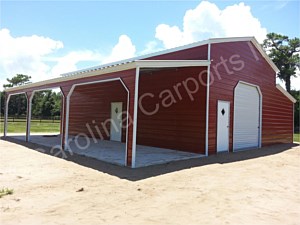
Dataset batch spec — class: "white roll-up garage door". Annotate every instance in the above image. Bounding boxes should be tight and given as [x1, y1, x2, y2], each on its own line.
[233, 82, 261, 150]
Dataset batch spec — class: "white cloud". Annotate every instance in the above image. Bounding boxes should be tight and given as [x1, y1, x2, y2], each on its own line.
[155, 24, 191, 49]
[102, 35, 136, 64]
[0, 29, 136, 90]
[155, 1, 267, 49]
[51, 50, 103, 75]
[0, 28, 63, 58]
[139, 40, 163, 55]
[0, 28, 63, 85]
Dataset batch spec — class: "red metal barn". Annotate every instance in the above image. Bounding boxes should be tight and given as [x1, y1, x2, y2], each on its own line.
[3, 37, 296, 168]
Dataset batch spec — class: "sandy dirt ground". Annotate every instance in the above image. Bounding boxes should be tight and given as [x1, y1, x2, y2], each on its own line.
[0, 139, 299, 225]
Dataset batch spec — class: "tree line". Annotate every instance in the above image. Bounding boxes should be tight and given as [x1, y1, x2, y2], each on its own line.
[0, 74, 61, 119]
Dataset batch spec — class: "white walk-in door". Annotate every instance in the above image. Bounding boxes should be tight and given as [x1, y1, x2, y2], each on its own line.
[217, 101, 230, 152]
[233, 83, 260, 150]
[110, 102, 123, 142]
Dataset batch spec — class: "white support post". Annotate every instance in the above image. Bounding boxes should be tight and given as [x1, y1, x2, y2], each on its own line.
[26, 93, 34, 142]
[259, 91, 263, 148]
[205, 43, 211, 157]
[131, 67, 140, 168]
[60, 92, 65, 149]
[4, 95, 10, 137]
[64, 95, 70, 150]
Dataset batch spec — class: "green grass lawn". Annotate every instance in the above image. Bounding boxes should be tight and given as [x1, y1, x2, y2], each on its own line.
[2, 120, 60, 133]
[1, 118, 299, 142]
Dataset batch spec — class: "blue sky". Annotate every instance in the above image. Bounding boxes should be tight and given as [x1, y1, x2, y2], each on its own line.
[0, 0, 299, 89]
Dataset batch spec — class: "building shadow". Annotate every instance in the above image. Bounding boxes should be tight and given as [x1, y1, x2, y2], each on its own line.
[1, 136, 299, 181]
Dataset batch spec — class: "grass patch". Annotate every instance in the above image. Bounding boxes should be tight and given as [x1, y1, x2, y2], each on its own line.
[0, 188, 14, 198]
[294, 133, 300, 143]
[5, 120, 60, 133]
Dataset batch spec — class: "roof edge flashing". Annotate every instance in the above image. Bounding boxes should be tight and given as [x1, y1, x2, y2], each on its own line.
[276, 84, 297, 103]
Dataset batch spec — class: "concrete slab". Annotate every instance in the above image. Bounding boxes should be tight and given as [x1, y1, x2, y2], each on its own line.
[7, 134, 204, 167]
[136, 145, 204, 167]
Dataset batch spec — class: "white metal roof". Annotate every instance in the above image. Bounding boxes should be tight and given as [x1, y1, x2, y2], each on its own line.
[5, 36, 279, 93]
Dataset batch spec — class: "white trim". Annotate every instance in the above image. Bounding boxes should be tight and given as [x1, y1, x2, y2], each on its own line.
[64, 78, 130, 166]
[5, 92, 26, 97]
[209, 36, 253, 44]
[205, 43, 211, 156]
[60, 91, 65, 149]
[135, 60, 210, 68]
[65, 78, 125, 149]
[233, 81, 262, 151]
[250, 38, 279, 73]
[216, 100, 230, 153]
[26, 93, 33, 142]
[131, 67, 140, 168]
[119, 78, 130, 166]
[67, 78, 127, 99]
[6, 62, 136, 93]
[259, 88, 263, 148]
[5, 36, 278, 94]
[276, 84, 297, 103]
[65, 94, 70, 150]
[28, 87, 63, 143]
[4, 95, 11, 137]
[4, 92, 27, 138]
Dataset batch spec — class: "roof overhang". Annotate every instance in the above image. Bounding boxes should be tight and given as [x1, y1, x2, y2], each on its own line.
[4, 60, 209, 93]
[136, 60, 210, 68]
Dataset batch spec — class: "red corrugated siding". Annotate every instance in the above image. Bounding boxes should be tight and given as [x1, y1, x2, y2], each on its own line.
[262, 88, 294, 145]
[137, 67, 207, 154]
[147, 44, 208, 60]
[209, 41, 293, 154]
[66, 67, 207, 154]
[59, 69, 136, 165]
[69, 81, 128, 142]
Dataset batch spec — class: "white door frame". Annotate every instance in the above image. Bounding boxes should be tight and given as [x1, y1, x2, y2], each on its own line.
[28, 87, 63, 143]
[233, 81, 262, 152]
[4, 92, 27, 139]
[216, 100, 230, 152]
